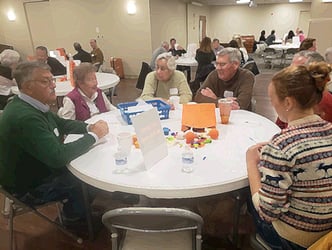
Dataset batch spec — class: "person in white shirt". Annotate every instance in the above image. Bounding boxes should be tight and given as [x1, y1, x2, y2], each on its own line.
[0, 49, 20, 109]
[58, 63, 116, 121]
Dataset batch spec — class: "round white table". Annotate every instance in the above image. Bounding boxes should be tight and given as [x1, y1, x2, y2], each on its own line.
[11, 72, 120, 97]
[66, 109, 280, 199]
[268, 43, 299, 50]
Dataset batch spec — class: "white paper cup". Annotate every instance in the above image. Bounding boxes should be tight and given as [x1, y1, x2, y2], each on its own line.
[169, 96, 180, 109]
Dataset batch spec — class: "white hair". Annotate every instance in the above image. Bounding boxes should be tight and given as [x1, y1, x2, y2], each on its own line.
[325, 47, 332, 64]
[0, 49, 20, 67]
[156, 52, 176, 71]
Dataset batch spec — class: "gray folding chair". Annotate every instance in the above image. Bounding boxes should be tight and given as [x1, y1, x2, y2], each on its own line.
[102, 207, 203, 250]
[0, 185, 83, 250]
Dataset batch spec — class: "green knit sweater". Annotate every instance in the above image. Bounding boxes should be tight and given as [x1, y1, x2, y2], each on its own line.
[0, 96, 95, 194]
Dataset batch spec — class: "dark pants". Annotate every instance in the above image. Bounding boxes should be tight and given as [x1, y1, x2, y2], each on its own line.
[17, 171, 87, 221]
[176, 65, 191, 82]
[247, 198, 306, 250]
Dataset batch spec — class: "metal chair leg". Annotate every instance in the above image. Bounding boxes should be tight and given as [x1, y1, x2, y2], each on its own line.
[9, 200, 14, 250]
[232, 192, 241, 247]
[2, 197, 11, 217]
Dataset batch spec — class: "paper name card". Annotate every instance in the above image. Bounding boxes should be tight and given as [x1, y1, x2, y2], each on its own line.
[132, 108, 168, 170]
[126, 103, 153, 113]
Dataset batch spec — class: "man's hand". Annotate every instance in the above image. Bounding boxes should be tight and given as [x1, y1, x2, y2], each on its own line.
[227, 97, 240, 110]
[89, 120, 109, 139]
[200, 87, 217, 99]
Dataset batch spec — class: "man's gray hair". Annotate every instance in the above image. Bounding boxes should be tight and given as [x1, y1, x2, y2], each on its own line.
[294, 50, 325, 64]
[161, 41, 169, 48]
[13, 61, 50, 89]
[325, 47, 332, 64]
[0, 49, 20, 67]
[156, 52, 176, 71]
[217, 47, 241, 63]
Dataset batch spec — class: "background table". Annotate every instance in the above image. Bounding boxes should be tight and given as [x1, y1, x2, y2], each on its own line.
[67, 109, 280, 199]
[11, 72, 120, 97]
[175, 57, 198, 67]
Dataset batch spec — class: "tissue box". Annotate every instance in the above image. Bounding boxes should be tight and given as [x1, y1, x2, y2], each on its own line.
[117, 100, 171, 125]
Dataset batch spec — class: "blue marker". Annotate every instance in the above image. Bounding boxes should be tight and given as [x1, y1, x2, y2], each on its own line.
[202, 156, 207, 160]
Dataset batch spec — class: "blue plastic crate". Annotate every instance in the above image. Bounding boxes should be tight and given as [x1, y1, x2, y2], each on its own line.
[117, 100, 171, 125]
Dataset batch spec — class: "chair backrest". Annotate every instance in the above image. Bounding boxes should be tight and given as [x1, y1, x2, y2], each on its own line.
[242, 60, 260, 75]
[102, 207, 203, 250]
[263, 47, 276, 54]
[136, 62, 152, 90]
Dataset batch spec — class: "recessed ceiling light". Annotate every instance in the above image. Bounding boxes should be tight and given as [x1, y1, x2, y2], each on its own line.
[289, 0, 303, 2]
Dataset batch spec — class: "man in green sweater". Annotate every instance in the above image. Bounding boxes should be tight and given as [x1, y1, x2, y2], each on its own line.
[0, 61, 109, 221]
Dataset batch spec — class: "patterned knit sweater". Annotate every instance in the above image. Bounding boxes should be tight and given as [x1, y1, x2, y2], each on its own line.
[258, 115, 332, 247]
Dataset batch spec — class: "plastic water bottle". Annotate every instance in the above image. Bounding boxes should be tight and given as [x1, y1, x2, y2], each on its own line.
[182, 145, 194, 173]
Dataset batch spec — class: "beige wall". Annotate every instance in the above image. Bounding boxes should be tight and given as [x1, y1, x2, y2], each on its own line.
[187, 4, 211, 46]
[150, 0, 187, 51]
[0, 0, 152, 77]
[1, 0, 330, 78]
[308, 0, 332, 55]
[209, 3, 311, 43]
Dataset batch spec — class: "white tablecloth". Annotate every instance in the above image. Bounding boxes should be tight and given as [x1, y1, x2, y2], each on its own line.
[175, 57, 198, 67]
[66, 109, 280, 199]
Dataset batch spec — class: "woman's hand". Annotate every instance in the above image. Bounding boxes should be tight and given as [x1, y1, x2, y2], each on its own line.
[246, 142, 267, 166]
[246, 142, 268, 195]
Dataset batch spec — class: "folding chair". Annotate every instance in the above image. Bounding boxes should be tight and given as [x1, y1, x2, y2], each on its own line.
[262, 48, 283, 69]
[242, 60, 260, 75]
[0, 185, 83, 250]
[102, 207, 203, 250]
[282, 48, 298, 66]
[136, 62, 152, 90]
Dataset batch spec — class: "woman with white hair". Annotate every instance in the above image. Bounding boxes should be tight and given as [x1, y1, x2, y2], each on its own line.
[0, 49, 20, 109]
[58, 63, 116, 121]
[140, 52, 192, 104]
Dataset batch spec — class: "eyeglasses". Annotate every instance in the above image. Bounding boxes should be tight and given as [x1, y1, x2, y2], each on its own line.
[214, 62, 231, 68]
[32, 78, 56, 86]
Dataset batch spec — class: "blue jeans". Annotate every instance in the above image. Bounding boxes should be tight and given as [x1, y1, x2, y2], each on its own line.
[17, 171, 86, 221]
[247, 198, 306, 250]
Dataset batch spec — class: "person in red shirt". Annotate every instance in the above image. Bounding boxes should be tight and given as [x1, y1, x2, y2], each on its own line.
[275, 50, 332, 129]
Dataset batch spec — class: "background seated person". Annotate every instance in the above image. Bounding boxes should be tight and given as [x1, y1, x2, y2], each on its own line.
[140, 52, 192, 104]
[73, 42, 92, 63]
[169, 38, 191, 82]
[228, 40, 246, 66]
[233, 35, 249, 62]
[35, 46, 66, 76]
[265, 30, 276, 46]
[0, 49, 20, 109]
[194, 48, 254, 110]
[212, 38, 224, 56]
[90, 39, 104, 71]
[150, 41, 169, 70]
[0, 61, 109, 224]
[299, 38, 317, 52]
[246, 62, 332, 249]
[58, 63, 116, 121]
[275, 50, 330, 129]
[169, 38, 186, 57]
